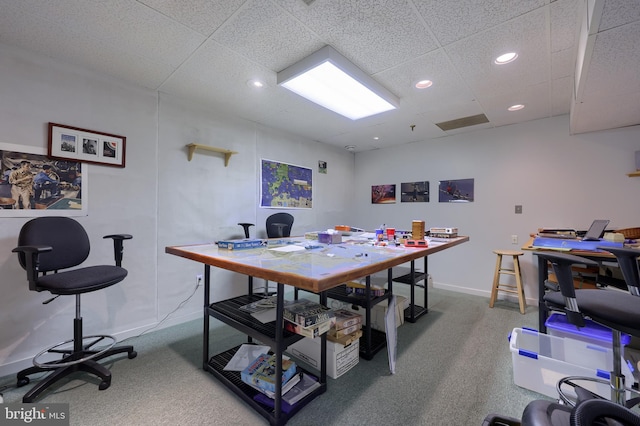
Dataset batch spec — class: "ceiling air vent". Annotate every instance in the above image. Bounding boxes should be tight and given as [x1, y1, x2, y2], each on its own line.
[436, 114, 489, 131]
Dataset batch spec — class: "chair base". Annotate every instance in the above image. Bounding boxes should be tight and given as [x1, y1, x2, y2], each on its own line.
[17, 343, 136, 403]
[557, 375, 640, 409]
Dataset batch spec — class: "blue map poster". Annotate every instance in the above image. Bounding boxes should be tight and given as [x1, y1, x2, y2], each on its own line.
[260, 159, 312, 209]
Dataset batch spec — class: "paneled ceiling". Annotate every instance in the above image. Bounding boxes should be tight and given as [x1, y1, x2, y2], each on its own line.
[1, 0, 638, 152]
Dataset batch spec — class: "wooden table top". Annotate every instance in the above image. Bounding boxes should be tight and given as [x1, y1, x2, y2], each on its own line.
[166, 236, 469, 293]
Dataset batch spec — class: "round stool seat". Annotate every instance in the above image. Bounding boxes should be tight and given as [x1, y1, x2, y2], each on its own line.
[493, 249, 524, 257]
[490, 249, 526, 314]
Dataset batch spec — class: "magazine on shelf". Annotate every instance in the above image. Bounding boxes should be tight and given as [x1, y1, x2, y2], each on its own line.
[238, 296, 278, 313]
[283, 299, 335, 328]
[223, 343, 271, 371]
[240, 353, 297, 393]
[253, 373, 320, 410]
[247, 371, 301, 399]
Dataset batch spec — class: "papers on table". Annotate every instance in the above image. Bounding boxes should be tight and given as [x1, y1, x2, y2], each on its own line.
[269, 245, 306, 252]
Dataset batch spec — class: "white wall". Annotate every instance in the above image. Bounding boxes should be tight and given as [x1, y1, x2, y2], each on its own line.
[353, 116, 640, 302]
[0, 43, 355, 376]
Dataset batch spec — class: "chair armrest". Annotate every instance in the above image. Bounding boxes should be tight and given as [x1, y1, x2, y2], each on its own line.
[103, 234, 132, 267]
[12, 245, 52, 291]
[535, 252, 598, 326]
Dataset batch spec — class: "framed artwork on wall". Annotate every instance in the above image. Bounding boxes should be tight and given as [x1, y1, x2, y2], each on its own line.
[0, 142, 87, 217]
[438, 179, 474, 202]
[48, 122, 126, 168]
[371, 184, 396, 204]
[260, 159, 312, 209]
[401, 181, 429, 202]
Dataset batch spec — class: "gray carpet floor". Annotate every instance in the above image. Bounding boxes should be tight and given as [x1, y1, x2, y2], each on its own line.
[0, 286, 548, 425]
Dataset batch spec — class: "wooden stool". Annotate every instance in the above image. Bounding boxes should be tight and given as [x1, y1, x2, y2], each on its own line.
[490, 249, 526, 314]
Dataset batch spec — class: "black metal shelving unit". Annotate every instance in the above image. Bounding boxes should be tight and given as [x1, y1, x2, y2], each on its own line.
[392, 257, 429, 323]
[202, 268, 327, 426]
[325, 272, 393, 360]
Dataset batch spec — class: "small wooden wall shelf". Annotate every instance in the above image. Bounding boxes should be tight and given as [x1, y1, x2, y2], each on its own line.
[627, 171, 640, 177]
[186, 143, 237, 166]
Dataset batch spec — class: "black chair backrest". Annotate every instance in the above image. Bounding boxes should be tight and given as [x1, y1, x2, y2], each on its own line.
[266, 213, 294, 238]
[599, 247, 640, 296]
[17, 217, 90, 273]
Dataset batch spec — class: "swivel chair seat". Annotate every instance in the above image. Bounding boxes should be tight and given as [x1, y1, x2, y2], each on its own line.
[483, 398, 640, 426]
[535, 251, 640, 408]
[12, 216, 137, 403]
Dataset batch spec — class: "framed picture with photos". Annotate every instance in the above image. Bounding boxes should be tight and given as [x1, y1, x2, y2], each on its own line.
[48, 122, 126, 168]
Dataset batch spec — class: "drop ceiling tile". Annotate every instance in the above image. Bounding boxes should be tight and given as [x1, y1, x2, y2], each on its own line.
[138, 0, 246, 36]
[598, 0, 640, 32]
[212, 0, 324, 71]
[572, 90, 640, 134]
[582, 20, 640, 99]
[481, 82, 551, 127]
[446, 8, 550, 99]
[413, 0, 546, 45]
[0, 0, 204, 76]
[375, 49, 469, 99]
[550, 0, 581, 53]
[552, 47, 576, 79]
[278, 0, 439, 74]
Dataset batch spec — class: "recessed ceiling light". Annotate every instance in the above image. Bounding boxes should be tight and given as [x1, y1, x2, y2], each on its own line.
[415, 80, 433, 89]
[494, 52, 518, 65]
[345, 145, 356, 151]
[373, 136, 379, 140]
[247, 79, 265, 88]
[508, 104, 525, 111]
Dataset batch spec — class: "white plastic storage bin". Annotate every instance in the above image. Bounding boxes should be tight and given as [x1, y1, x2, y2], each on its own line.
[510, 327, 634, 399]
[545, 312, 631, 347]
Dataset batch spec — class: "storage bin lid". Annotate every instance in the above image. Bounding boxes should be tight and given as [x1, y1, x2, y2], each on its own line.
[545, 313, 631, 346]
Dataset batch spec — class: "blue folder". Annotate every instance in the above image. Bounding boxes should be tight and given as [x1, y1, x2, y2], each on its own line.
[532, 237, 623, 251]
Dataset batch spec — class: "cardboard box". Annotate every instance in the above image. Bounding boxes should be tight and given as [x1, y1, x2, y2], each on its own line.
[318, 232, 341, 244]
[287, 335, 359, 379]
[509, 327, 634, 399]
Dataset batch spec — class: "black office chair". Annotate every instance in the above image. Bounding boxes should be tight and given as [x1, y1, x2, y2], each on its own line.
[483, 398, 640, 426]
[12, 216, 137, 403]
[266, 212, 294, 238]
[536, 251, 640, 408]
[599, 247, 640, 296]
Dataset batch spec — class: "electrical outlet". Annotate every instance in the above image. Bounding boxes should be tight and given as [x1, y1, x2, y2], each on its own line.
[511, 235, 518, 244]
[196, 274, 203, 286]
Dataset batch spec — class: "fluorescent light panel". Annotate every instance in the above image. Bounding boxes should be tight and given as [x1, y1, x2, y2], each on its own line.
[277, 46, 399, 120]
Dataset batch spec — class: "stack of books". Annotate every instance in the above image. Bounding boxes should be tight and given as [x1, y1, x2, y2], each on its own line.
[327, 309, 362, 343]
[344, 280, 385, 297]
[537, 228, 577, 239]
[283, 299, 336, 338]
[240, 353, 298, 397]
[252, 372, 321, 413]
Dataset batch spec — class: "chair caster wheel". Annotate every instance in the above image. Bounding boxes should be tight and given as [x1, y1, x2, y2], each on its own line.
[128, 351, 137, 359]
[17, 377, 30, 387]
[99, 381, 110, 391]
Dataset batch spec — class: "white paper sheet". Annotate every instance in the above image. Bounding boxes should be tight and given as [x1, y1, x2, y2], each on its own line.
[223, 344, 271, 371]
[385, 295, 397, 374]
